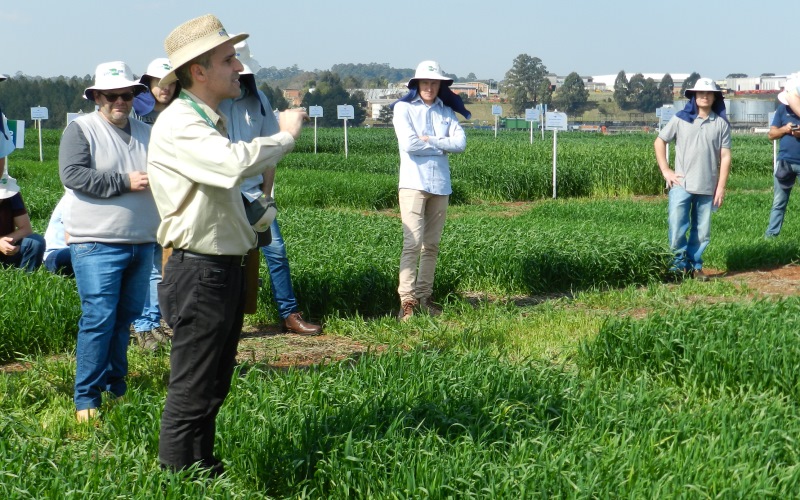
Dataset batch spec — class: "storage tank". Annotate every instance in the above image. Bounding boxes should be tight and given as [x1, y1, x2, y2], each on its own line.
[673, 98, 776, 124]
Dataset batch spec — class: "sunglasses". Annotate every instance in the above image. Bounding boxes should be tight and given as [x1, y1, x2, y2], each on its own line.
[99, 91, 135, 102]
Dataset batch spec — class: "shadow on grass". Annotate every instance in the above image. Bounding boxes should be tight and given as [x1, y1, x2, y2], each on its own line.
[725, 239, 800, 272]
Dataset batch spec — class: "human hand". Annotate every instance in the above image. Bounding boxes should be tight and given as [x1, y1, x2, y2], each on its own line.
[129, 171, 149, 191]
[0, 236, 19, 256]
[279, 109, 308, 139]
[661, 168, 683, 188]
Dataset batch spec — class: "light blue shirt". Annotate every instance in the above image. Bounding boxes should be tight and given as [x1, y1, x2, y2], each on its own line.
[392, 95, 466, 195]
[219, 87, 279, 201]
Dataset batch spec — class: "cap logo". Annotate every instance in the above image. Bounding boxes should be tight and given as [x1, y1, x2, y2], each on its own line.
[218, 29, 228, 37]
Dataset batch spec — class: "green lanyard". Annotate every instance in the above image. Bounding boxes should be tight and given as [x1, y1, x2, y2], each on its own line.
[179, 90, 216, 128]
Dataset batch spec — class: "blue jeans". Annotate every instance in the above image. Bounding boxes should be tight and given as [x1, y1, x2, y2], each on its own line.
[260, 218, 298, 319]
[668, 186, 712, 272]
[0, 234, 45, 272]
[133, 245, 163, 332]
[44, 248, 74, 276]
[766, 162, 800, 236]
[71, 242, 154, 410]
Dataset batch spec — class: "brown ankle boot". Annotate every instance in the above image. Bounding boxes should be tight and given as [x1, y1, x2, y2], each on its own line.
[282, 312, 322, 336]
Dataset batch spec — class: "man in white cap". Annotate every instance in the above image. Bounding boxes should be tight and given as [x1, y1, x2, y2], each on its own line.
[654, 77, 731, 281]
[219, 40, 322, 336]
[765, 88, 800, 237]
[0, 171, 45, 272]
[132, 58, 179, 125]
[59, 61, 159, 422]
[130, 58, 180, 351]
[390, 60, 468, 321]
[148, 14, 305, 476]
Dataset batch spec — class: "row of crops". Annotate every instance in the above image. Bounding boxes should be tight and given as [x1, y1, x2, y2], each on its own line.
[3, 126, 800, 497]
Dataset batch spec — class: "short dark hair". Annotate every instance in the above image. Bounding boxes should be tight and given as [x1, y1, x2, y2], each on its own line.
[175, 51, 212, 89]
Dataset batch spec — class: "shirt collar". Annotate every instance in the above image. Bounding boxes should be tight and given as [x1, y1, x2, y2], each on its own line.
[183, 89, 226, 128]
[411, 93, 442, 108]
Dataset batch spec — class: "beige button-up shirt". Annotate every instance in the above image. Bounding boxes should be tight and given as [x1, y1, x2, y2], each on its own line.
[148, 90, 294, 255]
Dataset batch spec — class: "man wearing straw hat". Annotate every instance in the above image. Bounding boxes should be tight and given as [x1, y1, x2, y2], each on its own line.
[0, 171, 45, 272]
[148, 14, 305, 476]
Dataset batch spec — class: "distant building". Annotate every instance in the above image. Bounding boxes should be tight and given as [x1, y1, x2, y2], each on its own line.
[282, 88, 303, 107]
[725, 75, 786, 93]
[590, 73, 691, 93]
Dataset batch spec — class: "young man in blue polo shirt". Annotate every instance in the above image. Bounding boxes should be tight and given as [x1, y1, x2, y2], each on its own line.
[765, 89, 800, 237]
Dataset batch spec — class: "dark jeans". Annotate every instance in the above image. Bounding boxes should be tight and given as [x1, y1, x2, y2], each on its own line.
[0, 234, 45, 272]
[44, 248, 74, 276]
[157, 250, 246, 470]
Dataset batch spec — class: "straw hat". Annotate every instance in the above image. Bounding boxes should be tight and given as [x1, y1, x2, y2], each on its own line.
[160, 14, 248, 86]
[407, 60, 453, 88]
[83, 61, 147, 101]
[0, 172, 20, 200]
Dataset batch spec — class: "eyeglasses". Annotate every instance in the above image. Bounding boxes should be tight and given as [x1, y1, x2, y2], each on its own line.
[99, 91, 135, 102]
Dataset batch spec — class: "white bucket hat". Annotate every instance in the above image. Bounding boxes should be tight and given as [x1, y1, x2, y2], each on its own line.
[234, 41, 261, 76]
[406, 60, 453, 88]
[684, 77, 722, 98]
[141, 58, 173, 82]
[83, 61, 147, 101]
[0, 172, 20, 200]
[160, 14, 248, 86]
[0, 74, 7, 82]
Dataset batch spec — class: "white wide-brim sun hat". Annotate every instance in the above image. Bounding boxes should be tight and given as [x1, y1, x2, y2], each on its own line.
[160, 14, 248, 87]
[141, 58, 174, 83]
[683, 77, 723, 98]
[0, 173, 20, 200]
[235, 41, 261, 76]
[83, 61, 148, 101]
[406, 60, 453, 88]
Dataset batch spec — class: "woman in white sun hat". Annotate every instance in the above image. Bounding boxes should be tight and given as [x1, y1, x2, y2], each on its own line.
[390, 60, 469, 321]
[654, 77, 731, 282]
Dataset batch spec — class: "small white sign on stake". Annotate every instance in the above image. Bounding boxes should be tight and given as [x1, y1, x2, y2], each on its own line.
[491, 105, 502, 138]
[30, 106, 49, 162]
[309, 106, 323, 154]
[337, 105, 354, 158]
[545, 112, 568, 198]
[525, 108, 540, 143]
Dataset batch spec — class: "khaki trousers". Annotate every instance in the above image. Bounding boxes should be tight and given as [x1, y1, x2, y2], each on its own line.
[397, 189, 448, 303]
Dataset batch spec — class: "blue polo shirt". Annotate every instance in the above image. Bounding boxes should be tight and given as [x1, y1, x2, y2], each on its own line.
[771, 104, 800, 163]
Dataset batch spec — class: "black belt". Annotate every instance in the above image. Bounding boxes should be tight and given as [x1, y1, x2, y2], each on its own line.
[173, 249, 247, 267]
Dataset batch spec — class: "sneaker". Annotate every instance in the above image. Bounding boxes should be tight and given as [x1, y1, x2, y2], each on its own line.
[692, 269, 710, 282]
[418, 297, 443, 317]
[397, 299, 418, 322]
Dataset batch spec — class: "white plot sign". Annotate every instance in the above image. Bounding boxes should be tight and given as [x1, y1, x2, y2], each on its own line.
[656, 105, 676, 127]
[545, 111, 568, 131]
[30, 106, 49, 161]
[525, 108, 540, 143]
[337, 105, 355, 158]
[491, 105, 502, 138]
[309, 106, 323, 154]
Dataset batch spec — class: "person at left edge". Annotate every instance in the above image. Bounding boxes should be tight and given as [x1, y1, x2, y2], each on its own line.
[0, 171, 45, 272]
[58, 61, 159, 423]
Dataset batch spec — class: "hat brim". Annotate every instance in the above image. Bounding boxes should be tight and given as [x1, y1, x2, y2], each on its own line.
[84, 83, 148, 102]
[160, 32, 249, 87]
[0, 180, 20, 200]
[779, 91, 789, 106]
[0, 75, 7, 82]
[407, 77, 453, 89]
[684, 89, 723, 98]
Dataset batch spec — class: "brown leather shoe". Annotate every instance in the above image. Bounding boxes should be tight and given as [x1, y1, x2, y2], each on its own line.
[282, 312, 322, 336]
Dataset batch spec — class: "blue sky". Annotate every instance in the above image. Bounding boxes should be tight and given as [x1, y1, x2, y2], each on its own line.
[1, 0, 785, 81]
